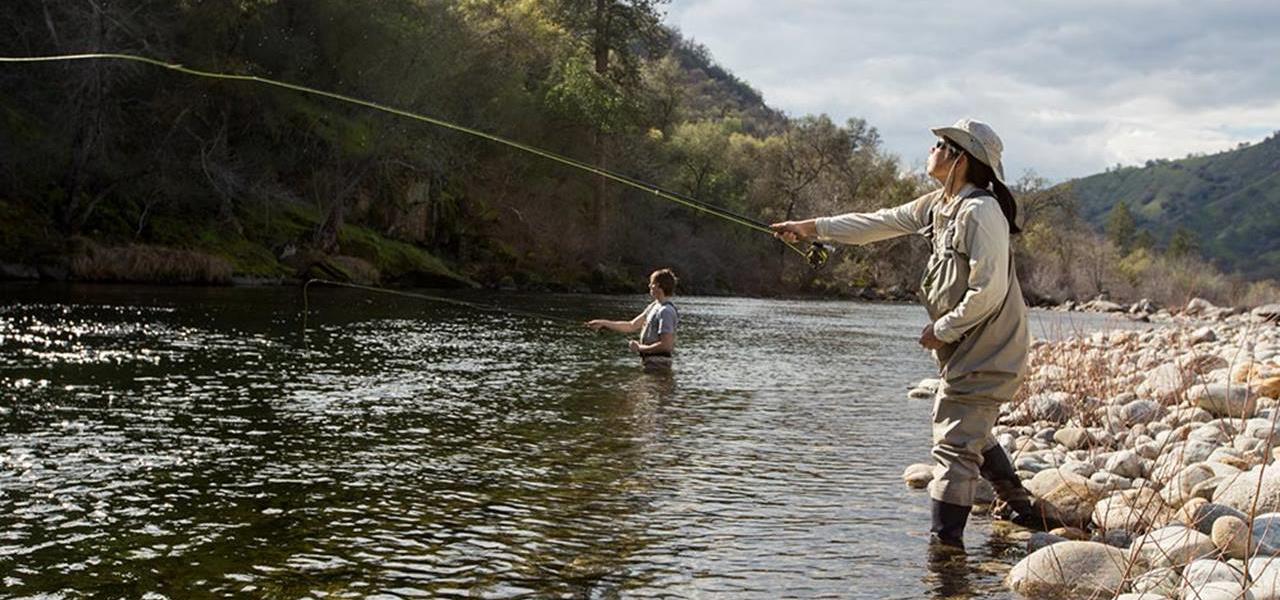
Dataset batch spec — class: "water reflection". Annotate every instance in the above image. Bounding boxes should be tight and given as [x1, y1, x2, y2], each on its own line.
[925, 542, 976, 599]
[0, 284, 1137, 598]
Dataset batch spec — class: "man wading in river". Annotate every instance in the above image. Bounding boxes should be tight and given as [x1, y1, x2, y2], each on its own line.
[585, 269, 679, 371]
[771, 119, 1052, 548]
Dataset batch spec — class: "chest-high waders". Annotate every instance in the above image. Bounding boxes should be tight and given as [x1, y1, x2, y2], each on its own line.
[919, 191, 1051, 547]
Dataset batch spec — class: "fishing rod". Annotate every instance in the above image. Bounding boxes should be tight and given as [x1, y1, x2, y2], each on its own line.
[0, 53, 832, 268]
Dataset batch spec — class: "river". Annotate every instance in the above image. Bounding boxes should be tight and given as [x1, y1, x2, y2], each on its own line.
[0, 283, 1147, 598]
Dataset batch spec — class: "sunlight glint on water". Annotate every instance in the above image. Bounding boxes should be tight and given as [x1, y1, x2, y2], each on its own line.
[0, 284, 1138, 598]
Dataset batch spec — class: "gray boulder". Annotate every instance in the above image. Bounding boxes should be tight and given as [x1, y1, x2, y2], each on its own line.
[1192, 502, 1249, 536]
[1152, 440, 1219, 480]
[1186, 297, 1218, 316]
[1180, 559, 1247, 594]
[1005, 541, 1136, 598]
[1106, 449, 1147, 479]
[1249, 556, 1280, 600]
[902, 463, 933, 489]
[1251, 513, 1280, 557]
[1129, 566, 1179, 597]
[1026, 469, 1107, 527]
[1191, 326, 1218, 345]
[1130, 525, 1216, 568]
[1214, 465, 1280, 513]
[1184, 581, 1254, 600]
[1189, 382, 1257, 418]
[1054, 426, 1092, 450]
[1253, 303, 1280, 324]
[1027, 392, 1072, 424]
[1246, 417, 1280, 440]
[1027, 531, 1068, 554]
[1120, 399, 1164, 426]
[1159, 463, 1215, 508]
[1139, 362, 1188, 399]
[1092, 487, 1171, 533]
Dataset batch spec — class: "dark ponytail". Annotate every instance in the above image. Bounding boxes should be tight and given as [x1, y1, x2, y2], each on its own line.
[957, 149, 1020, 235]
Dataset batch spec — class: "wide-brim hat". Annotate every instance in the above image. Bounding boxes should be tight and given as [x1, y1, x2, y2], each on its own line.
[931, 118, 1005, 184]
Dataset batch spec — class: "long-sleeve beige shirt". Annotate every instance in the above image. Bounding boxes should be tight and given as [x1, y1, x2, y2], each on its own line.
[813, 185, 1029, 396]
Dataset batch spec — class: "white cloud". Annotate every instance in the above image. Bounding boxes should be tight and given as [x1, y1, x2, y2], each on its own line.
[666, 0, 1280, 181]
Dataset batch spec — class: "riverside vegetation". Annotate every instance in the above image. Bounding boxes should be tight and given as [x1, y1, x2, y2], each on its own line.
[1, 1, 1276, 306]
[903, 300, 1280, 599]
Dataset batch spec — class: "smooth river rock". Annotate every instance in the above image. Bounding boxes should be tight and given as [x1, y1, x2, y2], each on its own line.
[1180, 559, 1248, 599]
[1212, 515, 1254, 559]
[902, 463, 933, 489]
[1214, 465, 1280, 513]
[1092, 487, 1171, 534]
[1026, 469, 1106, 527]
[1189, 382, 1256, 418]
[1130, 525, 1216, 568]
[1005, 541, 1136, 599]
[1159, 462, 1215, 508]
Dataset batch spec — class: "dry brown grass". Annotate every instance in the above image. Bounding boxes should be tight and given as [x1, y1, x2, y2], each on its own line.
[1006, 322, 1280, 598]
[71, 240, 232, 284]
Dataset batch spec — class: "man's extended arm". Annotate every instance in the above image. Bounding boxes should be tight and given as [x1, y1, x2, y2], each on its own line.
[585, 309, 646, 334]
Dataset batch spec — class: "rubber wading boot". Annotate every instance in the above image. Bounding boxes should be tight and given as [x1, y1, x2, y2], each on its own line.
[980, 445, 1061, 530]
[930, 500, 971, 548]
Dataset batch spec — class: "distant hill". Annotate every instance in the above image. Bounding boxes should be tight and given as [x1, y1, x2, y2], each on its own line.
[669, 38, 788, 136]
[1064, 132, 1280, 280]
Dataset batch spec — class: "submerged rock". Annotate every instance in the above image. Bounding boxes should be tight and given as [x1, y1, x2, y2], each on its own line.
[1026, 531, 1067, 553]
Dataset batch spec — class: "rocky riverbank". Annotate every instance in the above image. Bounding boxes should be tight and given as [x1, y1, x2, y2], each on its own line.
[903, 300, 1280, 599]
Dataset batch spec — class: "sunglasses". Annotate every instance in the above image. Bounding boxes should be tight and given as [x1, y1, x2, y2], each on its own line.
[933, 139, 961, 154]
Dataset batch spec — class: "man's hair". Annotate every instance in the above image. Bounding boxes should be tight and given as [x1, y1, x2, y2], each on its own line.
[651, 268, 678, 296]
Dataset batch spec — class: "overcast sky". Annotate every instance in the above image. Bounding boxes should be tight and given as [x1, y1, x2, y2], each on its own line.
[665, 0, 1280, 182]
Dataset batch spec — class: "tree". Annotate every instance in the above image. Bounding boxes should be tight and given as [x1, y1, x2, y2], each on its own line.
[1106, 201, 1136, 254]
[550, 0, 670, 83]
[547, 0, 671, 246]
[1134, 228, 1156, 251]
[1167, 227, 1200, 259]
[666, 119, 739, 201]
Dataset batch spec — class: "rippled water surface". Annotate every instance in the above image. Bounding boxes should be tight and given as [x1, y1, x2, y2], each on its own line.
[0, 284, 1138, 598]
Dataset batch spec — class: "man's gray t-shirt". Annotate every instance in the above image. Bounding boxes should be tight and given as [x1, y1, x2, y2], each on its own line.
[639, 300, 678, 346]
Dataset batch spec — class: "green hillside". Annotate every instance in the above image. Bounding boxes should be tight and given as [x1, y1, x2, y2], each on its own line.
[0, 1, 913, 295]
[1065, 132, 1280, 279]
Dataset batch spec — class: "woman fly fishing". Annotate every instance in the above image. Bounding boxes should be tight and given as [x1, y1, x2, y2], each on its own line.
[770, 118, 1050, 548]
